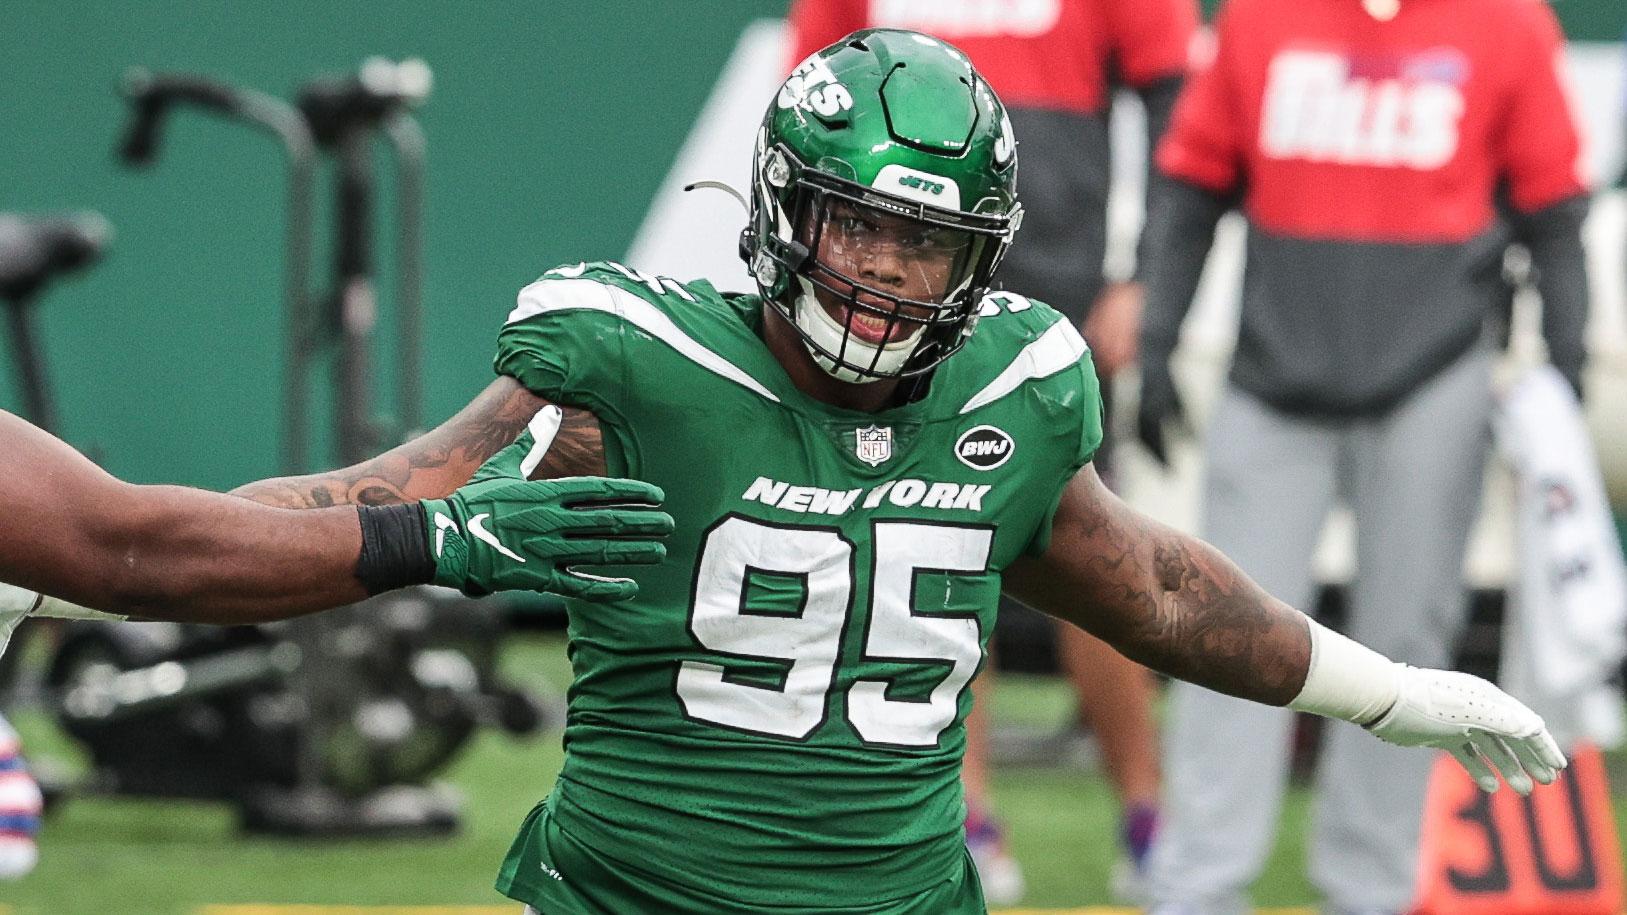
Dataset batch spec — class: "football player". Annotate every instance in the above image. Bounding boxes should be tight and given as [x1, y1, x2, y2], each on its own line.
[231, 31, 1565, 913]
[0, 406, 672, 650]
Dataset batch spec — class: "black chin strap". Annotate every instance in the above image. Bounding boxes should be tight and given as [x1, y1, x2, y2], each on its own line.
[780, 239, 811, 272]
[888, 369, 934, 408]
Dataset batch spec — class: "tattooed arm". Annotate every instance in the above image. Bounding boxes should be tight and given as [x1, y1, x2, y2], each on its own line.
[233, 376, 608, 508]
[1006, 465, 1568, 795]
[1004, 464, 1311, 705]
[0, 411, 364, 619]
[0, 401, 657, 627]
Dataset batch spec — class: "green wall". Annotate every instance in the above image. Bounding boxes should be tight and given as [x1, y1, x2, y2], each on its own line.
[0, 1, 785, 489]
[1553, 2, 1625, 41]
[1198, 0, 1622, 38]
[1, 2, 1619, 490]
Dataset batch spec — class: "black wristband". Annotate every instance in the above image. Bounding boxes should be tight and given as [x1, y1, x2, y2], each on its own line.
[355, 503, 437, 595]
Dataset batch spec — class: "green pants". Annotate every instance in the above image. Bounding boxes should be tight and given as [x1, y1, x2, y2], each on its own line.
[498, 800, 986, 915]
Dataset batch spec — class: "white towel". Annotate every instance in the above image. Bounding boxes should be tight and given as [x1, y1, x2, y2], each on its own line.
[1495, 365, 1627, 748]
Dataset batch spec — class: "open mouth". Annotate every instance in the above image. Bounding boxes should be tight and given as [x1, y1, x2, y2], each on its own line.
[819, 287, 928, 348]
[839, 302, 901, 345]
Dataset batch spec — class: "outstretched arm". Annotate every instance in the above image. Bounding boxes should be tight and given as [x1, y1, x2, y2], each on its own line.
[0, 397, 656, 628]
[232, 375, 607, 509]
[0, 410, 364, 620]
[1006, 464, 1310, 704]
[1007, 465, 1567, 794]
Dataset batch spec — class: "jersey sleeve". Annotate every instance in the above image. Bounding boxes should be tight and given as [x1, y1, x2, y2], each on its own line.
[492, 264, 637, 417]
[1154, 8, 1245, 194]
[1105, 0, 1198, 87]
[1025, 321, 1105, 556]
[785, 0, 867, 74]
[1497, 1, 1587, 212]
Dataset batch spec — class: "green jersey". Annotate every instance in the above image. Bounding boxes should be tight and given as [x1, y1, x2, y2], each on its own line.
[492, 261, 1102, 911]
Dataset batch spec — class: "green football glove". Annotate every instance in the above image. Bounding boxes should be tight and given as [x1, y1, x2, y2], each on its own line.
[420, 423, 673, 602]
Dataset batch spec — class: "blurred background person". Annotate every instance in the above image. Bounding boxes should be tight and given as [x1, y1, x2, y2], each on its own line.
[787, 0, 1198, 902]
[1135, 0, 1591, 913]
[0, 715, 40, 879]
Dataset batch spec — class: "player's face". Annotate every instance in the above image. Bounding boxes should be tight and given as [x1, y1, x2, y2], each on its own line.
[806, 198, 972, 346]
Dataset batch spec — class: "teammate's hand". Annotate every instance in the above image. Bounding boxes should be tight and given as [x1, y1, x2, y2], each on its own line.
[1136, 356, 1187, 467]
[421, 425, 674, 602]
[0, 584, 127, 658]
[1366, 667, 1567, 795]
[1082, 281, 1144, 377]
[0, 584, 35, 659]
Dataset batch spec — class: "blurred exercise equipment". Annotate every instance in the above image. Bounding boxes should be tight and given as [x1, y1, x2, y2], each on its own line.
[115, 59, 433, 471]
[7, 61, 543, 838]
[0, 212, 111, 434]
[47, 587, 542, 835]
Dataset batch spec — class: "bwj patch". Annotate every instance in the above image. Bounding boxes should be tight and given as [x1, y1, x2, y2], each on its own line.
[955, 425, 1015, 470]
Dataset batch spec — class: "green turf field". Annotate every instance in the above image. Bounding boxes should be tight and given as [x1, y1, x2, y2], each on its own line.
[4, 632, 1622, 914]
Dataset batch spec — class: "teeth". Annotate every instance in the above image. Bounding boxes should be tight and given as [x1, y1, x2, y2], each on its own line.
[848, 307, 890, 336]
[852, 309, 891, 338]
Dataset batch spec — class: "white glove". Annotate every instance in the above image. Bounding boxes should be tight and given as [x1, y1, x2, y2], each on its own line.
[0, 583, 125, 659]
[1366, 666, 1567, 796]
[1289, 616, 1568, 796]
[0, 584, 40, 659]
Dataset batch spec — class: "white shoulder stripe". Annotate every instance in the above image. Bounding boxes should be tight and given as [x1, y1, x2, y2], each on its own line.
[508, 278, 780, 403]
[959, 319, 1089, 415]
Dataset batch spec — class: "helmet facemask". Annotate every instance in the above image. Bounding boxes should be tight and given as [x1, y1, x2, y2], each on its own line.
[741, 29, 1022, 384]
[749, 142, 1019, 384]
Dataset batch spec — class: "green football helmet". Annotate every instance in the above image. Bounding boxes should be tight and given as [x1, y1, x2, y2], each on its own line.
[742, 28, 1022, 383]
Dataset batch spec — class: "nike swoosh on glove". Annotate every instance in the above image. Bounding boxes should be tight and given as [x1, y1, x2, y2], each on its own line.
[422, 410, 674, 602]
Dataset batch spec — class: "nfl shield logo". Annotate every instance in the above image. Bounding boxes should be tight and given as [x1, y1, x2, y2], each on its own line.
[855, 425, 893, 467]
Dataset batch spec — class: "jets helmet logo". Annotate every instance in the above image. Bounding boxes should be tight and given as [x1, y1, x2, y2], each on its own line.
[855, 425, 893, 467]
[955, 425, 1014, 470]
[995, 108, 1015, 166]
[778, 55, 853, 118]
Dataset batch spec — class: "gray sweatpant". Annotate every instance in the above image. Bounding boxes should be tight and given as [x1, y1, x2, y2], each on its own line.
[1146, 347, 1495, 915]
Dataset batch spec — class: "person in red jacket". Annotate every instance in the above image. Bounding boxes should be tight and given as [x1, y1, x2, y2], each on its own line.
[787, 0, 1198, 903]
[1135, 0, 1590, 912]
